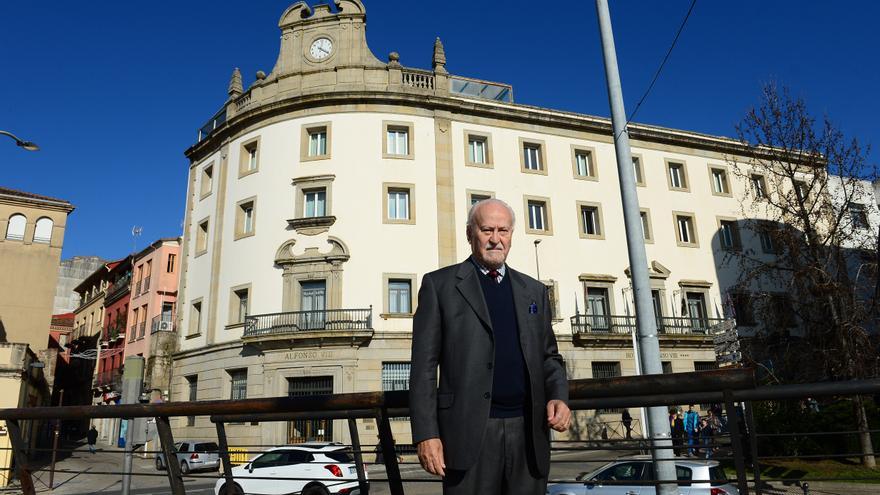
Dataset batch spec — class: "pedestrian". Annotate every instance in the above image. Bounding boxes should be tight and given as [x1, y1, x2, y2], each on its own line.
[699, 418, 713, 459]
[672, 412, 685, 456]
[410, 198, 571, 495]
[683, 404, 699, 456]
[622, 409, 633, 439]
[87, 425, 98, 454]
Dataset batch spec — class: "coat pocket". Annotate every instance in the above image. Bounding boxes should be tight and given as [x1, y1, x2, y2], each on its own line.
[437, 393, 455, 409]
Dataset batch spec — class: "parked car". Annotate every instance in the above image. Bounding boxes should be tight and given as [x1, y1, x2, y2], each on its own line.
[547, 455, 739, 495]
[214, 442, 367, 495]
[156, 440, 221, 474]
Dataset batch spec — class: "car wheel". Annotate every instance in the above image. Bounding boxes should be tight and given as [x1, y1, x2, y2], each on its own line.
[156, 457, 164, 471]
[218, 482, 243, 495]
[302, 483, 330, 495]
[180, 461, 190, 475]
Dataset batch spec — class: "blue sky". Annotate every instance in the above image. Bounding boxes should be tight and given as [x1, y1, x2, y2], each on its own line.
[1, 1, 878, 261]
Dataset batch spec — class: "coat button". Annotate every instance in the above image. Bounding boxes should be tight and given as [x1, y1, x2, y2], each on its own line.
[484, 392, 491, 399]
[486, 363, 493, 369]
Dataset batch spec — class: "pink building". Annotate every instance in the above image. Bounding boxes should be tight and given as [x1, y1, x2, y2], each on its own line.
[124, 238, 180, 396]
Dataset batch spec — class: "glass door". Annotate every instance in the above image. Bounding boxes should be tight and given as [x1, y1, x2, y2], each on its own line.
[300, 281, 326, 330]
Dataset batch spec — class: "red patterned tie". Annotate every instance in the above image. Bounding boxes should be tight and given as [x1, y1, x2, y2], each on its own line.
[487, 269, 500, 283]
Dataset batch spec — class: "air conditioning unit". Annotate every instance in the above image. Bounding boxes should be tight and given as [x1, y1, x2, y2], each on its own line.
[157, 321, 172, 332]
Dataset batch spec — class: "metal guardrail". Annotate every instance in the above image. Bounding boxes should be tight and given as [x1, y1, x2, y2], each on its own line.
[3, 369, 880, 495]
[571, 314, 728, 335]
[243, 308, 373, 337]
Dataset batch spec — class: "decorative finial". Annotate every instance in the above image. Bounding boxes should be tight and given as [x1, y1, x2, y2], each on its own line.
[433, 37, 447, 74]
[228, 68, 243, 97]
[255, 70, 267, 81]
[388, 51, 401, 68]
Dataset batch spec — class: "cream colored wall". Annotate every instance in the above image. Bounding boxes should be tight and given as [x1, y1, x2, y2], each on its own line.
[0, 201, 69, 351]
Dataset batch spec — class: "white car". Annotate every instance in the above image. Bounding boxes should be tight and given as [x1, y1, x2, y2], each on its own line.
[214, 443, 367, 495]
[547, 455, 739, 495]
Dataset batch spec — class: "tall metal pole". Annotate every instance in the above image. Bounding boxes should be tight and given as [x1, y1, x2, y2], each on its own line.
[49, 389, 63, 490]
[533, 239, 542, 280]
[594, 1, 677, 492]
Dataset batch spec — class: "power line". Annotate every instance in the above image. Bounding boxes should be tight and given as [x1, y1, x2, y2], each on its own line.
[616, 0, 698, 141]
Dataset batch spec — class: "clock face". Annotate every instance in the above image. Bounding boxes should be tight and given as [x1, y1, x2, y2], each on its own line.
[309, 38, 333, 60]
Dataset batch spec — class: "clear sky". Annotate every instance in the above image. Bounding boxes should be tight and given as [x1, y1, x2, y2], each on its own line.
[1, 1, 878, 261]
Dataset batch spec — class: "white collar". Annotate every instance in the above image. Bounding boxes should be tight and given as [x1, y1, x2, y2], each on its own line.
[471, 256, 506, 281]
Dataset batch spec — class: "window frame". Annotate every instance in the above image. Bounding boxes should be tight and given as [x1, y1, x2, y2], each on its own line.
[300, 122, 332, 162]
[4, 213, 27, 242]
[195, 217, 209, 257]
[848, 203, 869, 230]
[188, 298, 203, 337]
[519, 138, 548, 175]
[199, 163, 214, 199]
[229, 283, 252, 326]
[382, 183, 416, 225]
[708, 164, 732, 197]
[751, 173, 768, 199]
[576, 201, 604, 239]
[186, 375, 198, 426]
[665, 159, 690, 192]
[523, 195, 553, 235]
[673, 211, 699, 248]
[228, 369, 248, 401]
[463, 130, 493, 168]
[382, 273, 417, 318]
[466, 189, 495, 209]
[382, 121, 414, 160]
[571, 145, 599, 181]
[239, 137, 260, 178]
[33, 217, 53, 244]
[291, 175, 336, 232]
[716, 216, 742, 251]
[631, 154, 646, 187]
[639, 208, 654, 243]
[234, 197, 257, 240]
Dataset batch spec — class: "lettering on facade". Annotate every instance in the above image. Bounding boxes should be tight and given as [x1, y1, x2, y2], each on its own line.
[625, 352, 689, 359]
[283, 350, 337, 361]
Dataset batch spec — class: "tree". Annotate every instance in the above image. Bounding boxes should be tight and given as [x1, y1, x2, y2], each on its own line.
[727, 83, 879, 466]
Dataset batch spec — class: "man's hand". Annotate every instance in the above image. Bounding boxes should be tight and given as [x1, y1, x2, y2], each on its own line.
[417, 438, 446, 477]
[547, 399, 572, 432]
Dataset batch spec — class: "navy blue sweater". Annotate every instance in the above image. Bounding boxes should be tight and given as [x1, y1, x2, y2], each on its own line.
[476, 266, 528, 418]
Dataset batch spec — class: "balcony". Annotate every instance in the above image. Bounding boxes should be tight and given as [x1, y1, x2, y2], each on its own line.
[142, 275, 151, 293]
[105, 278, 131, 304]
[242, 308, 373, 350]
[570, 314, 730, 347]
[151, 314, 175, 334]
[94, 368, 123, 391]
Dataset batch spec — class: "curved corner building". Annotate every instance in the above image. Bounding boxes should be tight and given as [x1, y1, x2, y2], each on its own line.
[175, 0, 750, 445]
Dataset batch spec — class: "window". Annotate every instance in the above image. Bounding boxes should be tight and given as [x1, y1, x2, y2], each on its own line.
[200, 164, 213, 197]
[468, 191, 493, 207]
[667, 161, 688, 190]
[640, 209, 653, 242]
[592, 362, 622, 413]
[751, 174, 767, 199]
[301, 122, 332, 161]
[196, 219, 209, 254]
[849, 203, 869, 230]
[235, 199, 256, 239]
[710, 167, 729, 195]
[382, 362, 410, 391]
[189, 300, 202, 336]
[522, 142, 543, 171]
[465, 132, 492, 167]
[5, 214, 26, 241]
[730, 292, 756, 326]
[572, 146, 597, 180]
[304, 189, 327, 218]
[694, 361, 717, 372]
[585, 287, 611, 332]
[383, 183, 415, 224]
[526, 198, 551, 233]
[186, 376, 198, 426]
[239, 138, 260, 176]
[794, 180, 809, 202]
[387, 280, 412, 314]
[595, 462, 645, 482]
[33, 217, 53, 244]
[229, 369, 247, 400]
[383, 121, 413, 159]
[718, 219, 741, 250]
[674, 213, 698, 247]
[632, 156, 645, 186]
[662, 361, 673, 374]
[167, 253, 176, 273]
[231, 286, 250, 324]
[130, 308, 138, 342]
[577, 202, 603, 239]
[758, 222, 777, 254]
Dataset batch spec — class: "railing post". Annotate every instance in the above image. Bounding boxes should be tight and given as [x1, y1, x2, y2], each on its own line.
[375, 407, 404, 495]
[347, 418, 369, 495]
[215, 421, 235, 492]
[724, 390, 750, 495]
[6, 419, 35, 495]
[156, 416, 187, 495]
[745, 402, 763, 495]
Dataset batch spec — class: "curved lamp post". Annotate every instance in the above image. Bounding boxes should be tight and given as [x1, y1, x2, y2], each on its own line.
[0, 130, 39, 151]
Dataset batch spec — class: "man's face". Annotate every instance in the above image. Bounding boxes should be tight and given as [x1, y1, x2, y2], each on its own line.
[467, 202, 513, 269]
[688, 406, 694, 412]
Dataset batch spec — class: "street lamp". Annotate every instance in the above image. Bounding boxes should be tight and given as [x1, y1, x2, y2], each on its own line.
[533, 239, 542, 281]
[0, 130, 39, 151]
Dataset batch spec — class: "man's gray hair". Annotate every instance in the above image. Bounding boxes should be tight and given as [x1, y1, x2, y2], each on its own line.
[466, 198, 516, 233]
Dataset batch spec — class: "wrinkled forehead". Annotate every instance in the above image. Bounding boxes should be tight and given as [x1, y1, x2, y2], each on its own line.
[473, 203, 513, 229]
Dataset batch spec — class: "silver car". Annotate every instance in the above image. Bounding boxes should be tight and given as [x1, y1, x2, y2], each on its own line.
[156, 440, 221, 474]
[547, 455, 739, 495]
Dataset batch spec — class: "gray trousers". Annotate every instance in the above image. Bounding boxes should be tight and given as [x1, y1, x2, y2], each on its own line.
[442, 416, 546, 495]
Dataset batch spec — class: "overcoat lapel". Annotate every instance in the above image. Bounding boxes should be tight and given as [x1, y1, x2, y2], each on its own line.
[455, 260, 493, 334]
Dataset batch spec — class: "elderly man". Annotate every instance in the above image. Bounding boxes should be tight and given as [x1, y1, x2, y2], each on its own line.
[409, 198, 571, 494]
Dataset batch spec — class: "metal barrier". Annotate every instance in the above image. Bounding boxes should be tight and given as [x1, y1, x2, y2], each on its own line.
[2, 368, 879, 495]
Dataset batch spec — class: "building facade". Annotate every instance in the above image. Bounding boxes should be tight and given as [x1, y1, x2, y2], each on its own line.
[54, 256, 107, 314]
[172, 1, 867, 445]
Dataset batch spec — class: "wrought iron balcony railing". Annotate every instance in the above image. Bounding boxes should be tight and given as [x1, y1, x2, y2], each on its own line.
[570, 314, 728, 335]
[243, 308, 372, 338]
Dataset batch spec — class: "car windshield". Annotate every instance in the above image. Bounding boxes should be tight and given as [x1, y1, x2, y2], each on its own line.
[709, 466, 728, 486]
[195, 442, 219, 452]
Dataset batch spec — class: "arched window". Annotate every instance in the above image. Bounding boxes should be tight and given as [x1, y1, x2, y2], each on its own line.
[34, 217, 53, 244]
[5, 214, 26, 241]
